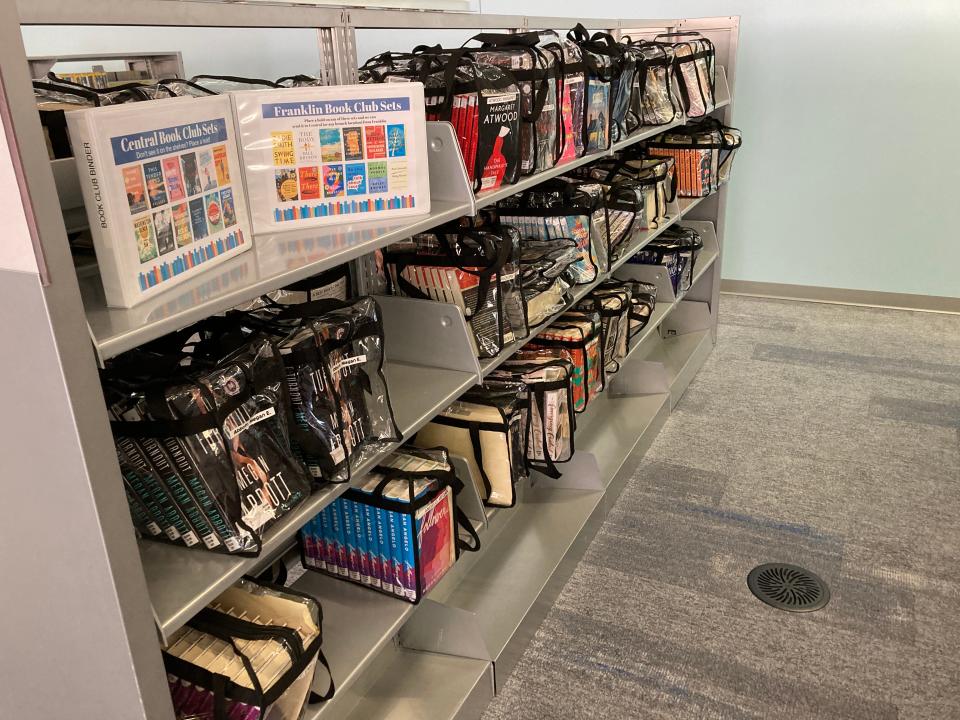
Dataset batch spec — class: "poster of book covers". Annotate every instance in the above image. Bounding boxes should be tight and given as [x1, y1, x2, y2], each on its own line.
[231, 84, 430, 232]
[66, 96, 251, 308]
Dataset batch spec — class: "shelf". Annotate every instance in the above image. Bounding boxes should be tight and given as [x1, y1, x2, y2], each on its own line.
[292, 574, 415, 719]
[82, 200, 468, 361]
[626, 298, 675, 356]
[690, 235, 720, 288]
[638, 328, 714, 407]
[138, 179, 716, 645]
[143, 359, 477, 643]
[474, 122, 675, 210]
[342, 646, 493, 720]
[560, 391, 671, 493]
[17, 1, 676, 30]
[426, 485, 605, 654]
[400, 393, 673, 684]
[73, 62, 729, 362]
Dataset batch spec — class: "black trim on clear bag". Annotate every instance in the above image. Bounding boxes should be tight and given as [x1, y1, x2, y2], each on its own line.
[190, 74, 282, 90]
[464, 33, 561, 173]
[621, 37, 681, 127]
[383, 228, 519, 356]
[163, 600, 329, 717]
[492, 357, 577, 479]
[653, 32, 716, 118]
[527, 317, 605, 409]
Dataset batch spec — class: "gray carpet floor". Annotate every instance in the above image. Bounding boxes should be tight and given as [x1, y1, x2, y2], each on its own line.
[482, 295, 960, 720]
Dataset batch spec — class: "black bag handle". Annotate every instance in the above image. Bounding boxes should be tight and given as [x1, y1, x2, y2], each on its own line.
[469, 31, 542, 48]
[589, 31, 626, 56]
[567, 23, 593, 44]
[190, 74, 281, 89]
[156, 77, 218, 96]
[308, 649, 336, 703]
[275, 74, 320, 86]
[389, 230, 513, 318]
[33, 80, 102, 106]
[654, 31, 708, 40]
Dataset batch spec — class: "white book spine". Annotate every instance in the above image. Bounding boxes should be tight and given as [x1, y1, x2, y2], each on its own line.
[66, 111, 129, 307]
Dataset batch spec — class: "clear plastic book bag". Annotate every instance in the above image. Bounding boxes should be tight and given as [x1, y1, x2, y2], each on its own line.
[465, 32, 562, 175]
[562, 174, 644, 261]
[646, 119, 741, 197]
[528, 311, 604, 411]
[654, 32, 716, 118]
[497, 178, 604, 281]
[164, 577, 333, 720]
[516, 236, 578, 326]
[384, 225, 526, 358]
[38, 72, 163, 105]
[621, 39, 681, 127]
[246, 295, 400, 483]
[564, 24, 615, 153]
[489, 355, 577, 478]
[624, 280, 658, 344]
[361, 49, 522, 193]
[576, 280, 632, 374]
[414, 381, 528, 508]
[574, 153, 676, 230]
[104, 332, 312, 555]
[189, 74, 281, 93]
[575, 29, 639, 142]
[537, 31, 587, 161]
[301, 447, 480, 602]
[628, 225, 704, 294]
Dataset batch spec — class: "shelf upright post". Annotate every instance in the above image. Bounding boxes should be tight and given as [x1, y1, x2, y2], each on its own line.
[0, 5, 175, 720]
[318, 10, 359, 86]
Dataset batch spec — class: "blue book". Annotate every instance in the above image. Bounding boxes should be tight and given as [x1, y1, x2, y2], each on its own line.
[357, 475, 393, 594]
[385, 507, 404, 598]
[329, 500, 349, 578]
[363, 503, 382, 589]
[311, 514, 327, 572]
[321, 504, 337, 574]
[399, 513, 416, 601]
[351, 499, 371, 585]
[341, 499, 361, 582]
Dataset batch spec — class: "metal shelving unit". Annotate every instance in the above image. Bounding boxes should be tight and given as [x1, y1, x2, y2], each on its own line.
[0, 4, 738, 719]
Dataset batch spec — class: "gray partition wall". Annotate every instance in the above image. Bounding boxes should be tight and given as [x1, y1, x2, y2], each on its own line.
[0, 4, 738, 718]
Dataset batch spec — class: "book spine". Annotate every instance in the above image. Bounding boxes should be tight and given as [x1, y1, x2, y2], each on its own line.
[161, 436, 238, 551]
[341, 499, 361, 581]
[386, 507, 405, 598]
[330, 500, 349, 577]
[302, 516, 318, 568]
[65, 111, 131, 307]
[363, 502, 382, 589]
[466, 94, 479, 183]
[352, 499, 371, 585]
[375, 504, 394, 594]
[315, 514, 329, 571]
[400, 512, 417, 601]
[321, 505, 338, 574]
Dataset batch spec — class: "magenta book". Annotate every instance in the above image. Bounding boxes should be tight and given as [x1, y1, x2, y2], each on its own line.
[415, 487, 455, 595]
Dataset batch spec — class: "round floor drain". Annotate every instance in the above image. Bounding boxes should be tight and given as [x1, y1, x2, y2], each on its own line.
[747, 563, 830, 612]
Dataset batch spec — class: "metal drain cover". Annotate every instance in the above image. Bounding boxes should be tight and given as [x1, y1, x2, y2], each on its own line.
[747, 563, 830, 612]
